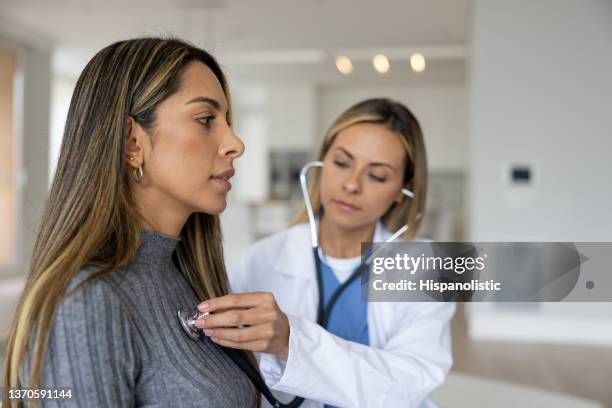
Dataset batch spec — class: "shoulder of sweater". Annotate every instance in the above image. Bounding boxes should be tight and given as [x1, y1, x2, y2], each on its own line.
[64, 264, 132, 296]
[53, 265, 145, 359]
[60, 264, 137, 325]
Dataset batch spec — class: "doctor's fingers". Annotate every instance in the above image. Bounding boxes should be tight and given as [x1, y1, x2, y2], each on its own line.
[198, 291, 276, 312]
[196, 307, 278, 329]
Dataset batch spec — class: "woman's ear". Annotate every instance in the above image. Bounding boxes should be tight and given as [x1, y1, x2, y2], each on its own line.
[125, 116, 144, 167]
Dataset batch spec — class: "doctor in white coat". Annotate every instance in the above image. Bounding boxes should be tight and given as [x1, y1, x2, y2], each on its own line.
[195, 98, 455, 408]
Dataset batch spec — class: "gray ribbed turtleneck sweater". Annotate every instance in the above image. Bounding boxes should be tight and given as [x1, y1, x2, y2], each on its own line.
[26, 230, 255, 407]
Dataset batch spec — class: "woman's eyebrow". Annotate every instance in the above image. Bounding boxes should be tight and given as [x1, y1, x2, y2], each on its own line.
[185, 96, 221, 110]
[334, 146, 396, 171]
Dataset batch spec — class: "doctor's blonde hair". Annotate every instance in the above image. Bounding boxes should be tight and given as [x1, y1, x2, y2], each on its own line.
[293, 98, 427, 241]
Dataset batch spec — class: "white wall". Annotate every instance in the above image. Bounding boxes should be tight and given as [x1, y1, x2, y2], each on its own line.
[230, 84, 270, 202]
[469, 0, 612, 242]
[20, 45, 51, 273]
[268, 84, 316, 152]
[49, 77, 74, 181]
[468, 0, 612, 345]
[222, 82, 317, 263]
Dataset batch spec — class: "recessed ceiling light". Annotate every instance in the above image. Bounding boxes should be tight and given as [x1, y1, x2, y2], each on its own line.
[410, 53, 426, 73]
[373, 54, 390, 74]
[335, 56, 353, 75]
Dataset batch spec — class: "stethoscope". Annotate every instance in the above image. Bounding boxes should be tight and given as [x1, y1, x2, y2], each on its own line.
[299, 160, 414, 322]
[177, 161, 414, 408]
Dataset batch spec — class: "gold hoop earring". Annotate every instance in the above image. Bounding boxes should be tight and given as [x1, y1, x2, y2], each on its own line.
[133, 166, 143, 183]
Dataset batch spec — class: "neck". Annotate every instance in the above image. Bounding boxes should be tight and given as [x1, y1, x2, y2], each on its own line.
[133, 187, 189, 237]
[136, 229, 181, 264]
[319, 214, 375, 258]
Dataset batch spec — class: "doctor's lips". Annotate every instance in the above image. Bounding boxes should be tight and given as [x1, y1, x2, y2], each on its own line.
[211, 168, 235, 191]
[332, 199, 362, 212]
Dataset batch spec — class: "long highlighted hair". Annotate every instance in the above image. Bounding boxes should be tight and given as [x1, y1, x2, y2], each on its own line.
[3, 37, 258, 406]
[293, 98, 428, 241]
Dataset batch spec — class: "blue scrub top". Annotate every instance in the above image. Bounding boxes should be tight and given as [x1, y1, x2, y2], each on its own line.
[320, 257, 369, 408]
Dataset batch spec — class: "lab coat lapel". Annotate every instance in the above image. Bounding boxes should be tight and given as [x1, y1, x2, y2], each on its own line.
[368, 221, 393, 348]
[272, 223, 319, 321]
[270, 221, 394, 342]
[373, 220, 391, 243]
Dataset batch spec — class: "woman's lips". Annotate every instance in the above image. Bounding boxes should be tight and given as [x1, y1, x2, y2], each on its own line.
[332, 199, 361, 212]
[210, 168, 234, 191]
[211, 176, 232, 191]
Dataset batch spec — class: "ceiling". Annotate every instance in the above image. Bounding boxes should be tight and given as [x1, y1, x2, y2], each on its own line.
[0, 0, 471, 82]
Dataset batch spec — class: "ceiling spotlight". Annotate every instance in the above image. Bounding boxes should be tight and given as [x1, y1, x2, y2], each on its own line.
[335, 56, 353, 75]
[410, 52, 426, 73]
[373, 54, 390, 74]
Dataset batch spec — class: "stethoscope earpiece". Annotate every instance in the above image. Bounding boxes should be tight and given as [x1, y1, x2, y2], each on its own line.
[401, 188, 414, 198]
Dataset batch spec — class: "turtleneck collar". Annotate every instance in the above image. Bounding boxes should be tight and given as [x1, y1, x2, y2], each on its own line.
[136, 230, 181, 262]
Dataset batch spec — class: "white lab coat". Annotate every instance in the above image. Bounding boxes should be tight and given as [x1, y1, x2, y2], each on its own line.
[229, 222, 455, 408]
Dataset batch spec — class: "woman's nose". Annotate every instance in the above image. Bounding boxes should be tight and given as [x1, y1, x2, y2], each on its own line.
[219, 128, 245, 159]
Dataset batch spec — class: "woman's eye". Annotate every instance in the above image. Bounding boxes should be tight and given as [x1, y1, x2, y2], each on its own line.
[197, 116, 215, 127]
[369, 174, 387, 183]
[333, 160, 349, 168]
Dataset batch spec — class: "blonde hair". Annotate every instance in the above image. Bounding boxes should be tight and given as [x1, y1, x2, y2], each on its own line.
[293, 98, 427, 241]
[3, 37, 258, 406]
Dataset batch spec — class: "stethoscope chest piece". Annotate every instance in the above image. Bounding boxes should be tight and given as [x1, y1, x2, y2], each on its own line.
[177, 308, 209, 340]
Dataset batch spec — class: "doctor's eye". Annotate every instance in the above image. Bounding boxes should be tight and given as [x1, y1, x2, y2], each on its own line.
[333, 160, 349, 169]
[368, 174, 387, 183]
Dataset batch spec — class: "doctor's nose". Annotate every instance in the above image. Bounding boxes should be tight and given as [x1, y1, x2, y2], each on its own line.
[342, 170, 362, 195]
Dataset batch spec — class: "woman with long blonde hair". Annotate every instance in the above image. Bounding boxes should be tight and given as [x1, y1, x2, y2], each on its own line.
[3, 37, 258, 407]
[199, 98, 455, 407]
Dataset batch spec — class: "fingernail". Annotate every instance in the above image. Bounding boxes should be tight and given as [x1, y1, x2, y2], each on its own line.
[203, 329, 213, 336]
[198, 302, 209, 312]
[194, 318, 205, 328]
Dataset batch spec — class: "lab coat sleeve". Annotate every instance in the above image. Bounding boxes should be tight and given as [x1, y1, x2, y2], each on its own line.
[227, 250, 250, 294]
[259, 302, 455, 408]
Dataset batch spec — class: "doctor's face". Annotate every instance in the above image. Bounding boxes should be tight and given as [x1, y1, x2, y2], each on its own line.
[319, 122, 408, 230]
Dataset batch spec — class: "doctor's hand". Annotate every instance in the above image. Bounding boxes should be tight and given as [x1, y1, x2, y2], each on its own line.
[195, 292, 290, 361]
